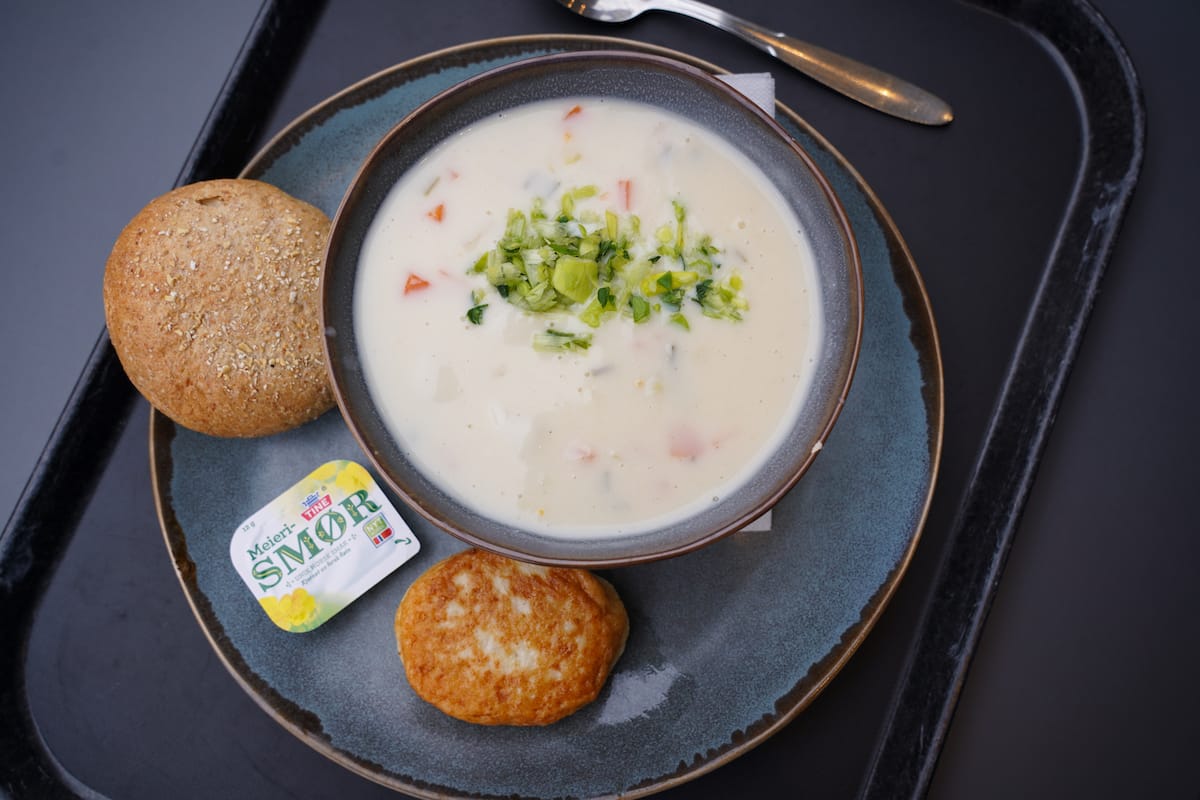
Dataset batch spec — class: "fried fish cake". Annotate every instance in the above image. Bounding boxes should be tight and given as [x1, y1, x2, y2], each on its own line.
[395, 549, 628, 726]
[103, 178, 333, 437]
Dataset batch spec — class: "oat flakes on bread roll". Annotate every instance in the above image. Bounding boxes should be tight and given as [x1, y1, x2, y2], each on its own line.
[396, 548, 629, 726]
[103, 178, 333, 437]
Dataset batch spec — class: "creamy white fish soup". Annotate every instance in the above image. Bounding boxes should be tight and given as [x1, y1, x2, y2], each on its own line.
[355, 97, 822, 537]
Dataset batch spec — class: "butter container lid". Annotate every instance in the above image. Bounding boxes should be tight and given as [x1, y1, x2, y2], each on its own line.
[230, 459, 420, 632]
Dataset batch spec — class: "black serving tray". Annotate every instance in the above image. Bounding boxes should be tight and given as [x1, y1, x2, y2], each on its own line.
[0, 0, 1143, 798]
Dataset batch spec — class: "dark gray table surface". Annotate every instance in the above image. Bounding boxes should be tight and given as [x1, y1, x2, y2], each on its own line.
[1, 1, 1195, 798]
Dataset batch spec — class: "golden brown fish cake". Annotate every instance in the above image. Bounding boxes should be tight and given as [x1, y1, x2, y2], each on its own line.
[103, 178, 333, 437]
[395, 549, 628, 726]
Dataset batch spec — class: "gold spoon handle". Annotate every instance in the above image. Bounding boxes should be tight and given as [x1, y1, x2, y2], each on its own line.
[655, 0, 954, 125]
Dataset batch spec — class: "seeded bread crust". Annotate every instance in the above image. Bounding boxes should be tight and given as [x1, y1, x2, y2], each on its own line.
[103, 179, 334, 437]
[396, 549, 629, 726]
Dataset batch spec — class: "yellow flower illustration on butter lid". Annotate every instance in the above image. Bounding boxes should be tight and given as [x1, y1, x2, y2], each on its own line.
[230, 460, 420, 633]
[260, 588, 319, 632]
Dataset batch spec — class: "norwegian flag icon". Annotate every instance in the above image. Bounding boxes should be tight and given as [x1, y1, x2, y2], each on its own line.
[364, 514, 394, 548]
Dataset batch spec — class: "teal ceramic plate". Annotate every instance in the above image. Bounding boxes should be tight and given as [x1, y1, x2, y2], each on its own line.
[152, 35, 943, 799]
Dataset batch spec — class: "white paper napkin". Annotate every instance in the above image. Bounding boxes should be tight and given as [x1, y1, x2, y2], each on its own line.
[718, 72, 776, 119]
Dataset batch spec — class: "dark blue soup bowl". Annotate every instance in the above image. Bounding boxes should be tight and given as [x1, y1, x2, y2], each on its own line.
[321, 51, 863, 567]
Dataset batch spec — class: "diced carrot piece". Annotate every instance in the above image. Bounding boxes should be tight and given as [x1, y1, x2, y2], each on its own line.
[427, 203, 445, 222]
[565, 442, 597, 463]
[404, 273, 430, 294]
[618, 179, 632, 211]
[668, 425, 705, 460]
[564, 104, 583, 119]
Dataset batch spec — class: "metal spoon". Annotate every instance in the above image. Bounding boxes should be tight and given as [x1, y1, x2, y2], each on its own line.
[555, 0, 953, 126]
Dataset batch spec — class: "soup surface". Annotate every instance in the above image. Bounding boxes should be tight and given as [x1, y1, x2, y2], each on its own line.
[355, 97, 821, 537]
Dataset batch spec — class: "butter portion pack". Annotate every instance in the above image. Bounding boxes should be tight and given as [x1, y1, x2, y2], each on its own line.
[230, 460, 419, 632]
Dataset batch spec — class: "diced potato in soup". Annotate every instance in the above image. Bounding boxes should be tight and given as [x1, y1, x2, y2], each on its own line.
[355, 97, 822, 537]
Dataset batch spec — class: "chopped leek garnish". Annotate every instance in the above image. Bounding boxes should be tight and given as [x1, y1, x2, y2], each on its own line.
[466, 304, 487, 325]
[691, 273, 748, 321]
[533, 328, 592, 352]
[629, 295, 651, 323]
[551, 254, 598, 303]
[467, 186, 748, 347]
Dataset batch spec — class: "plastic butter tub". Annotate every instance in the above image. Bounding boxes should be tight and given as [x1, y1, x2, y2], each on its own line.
[230, 460, 420, 632]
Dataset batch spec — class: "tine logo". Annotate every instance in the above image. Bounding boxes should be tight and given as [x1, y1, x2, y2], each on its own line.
[301, 492, 332, 521]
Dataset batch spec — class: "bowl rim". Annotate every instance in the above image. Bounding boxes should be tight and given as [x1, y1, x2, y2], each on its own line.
[320, 49, 865, 568]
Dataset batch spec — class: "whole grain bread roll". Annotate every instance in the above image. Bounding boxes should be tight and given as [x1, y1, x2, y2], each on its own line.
[103, 178, 334, 437]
